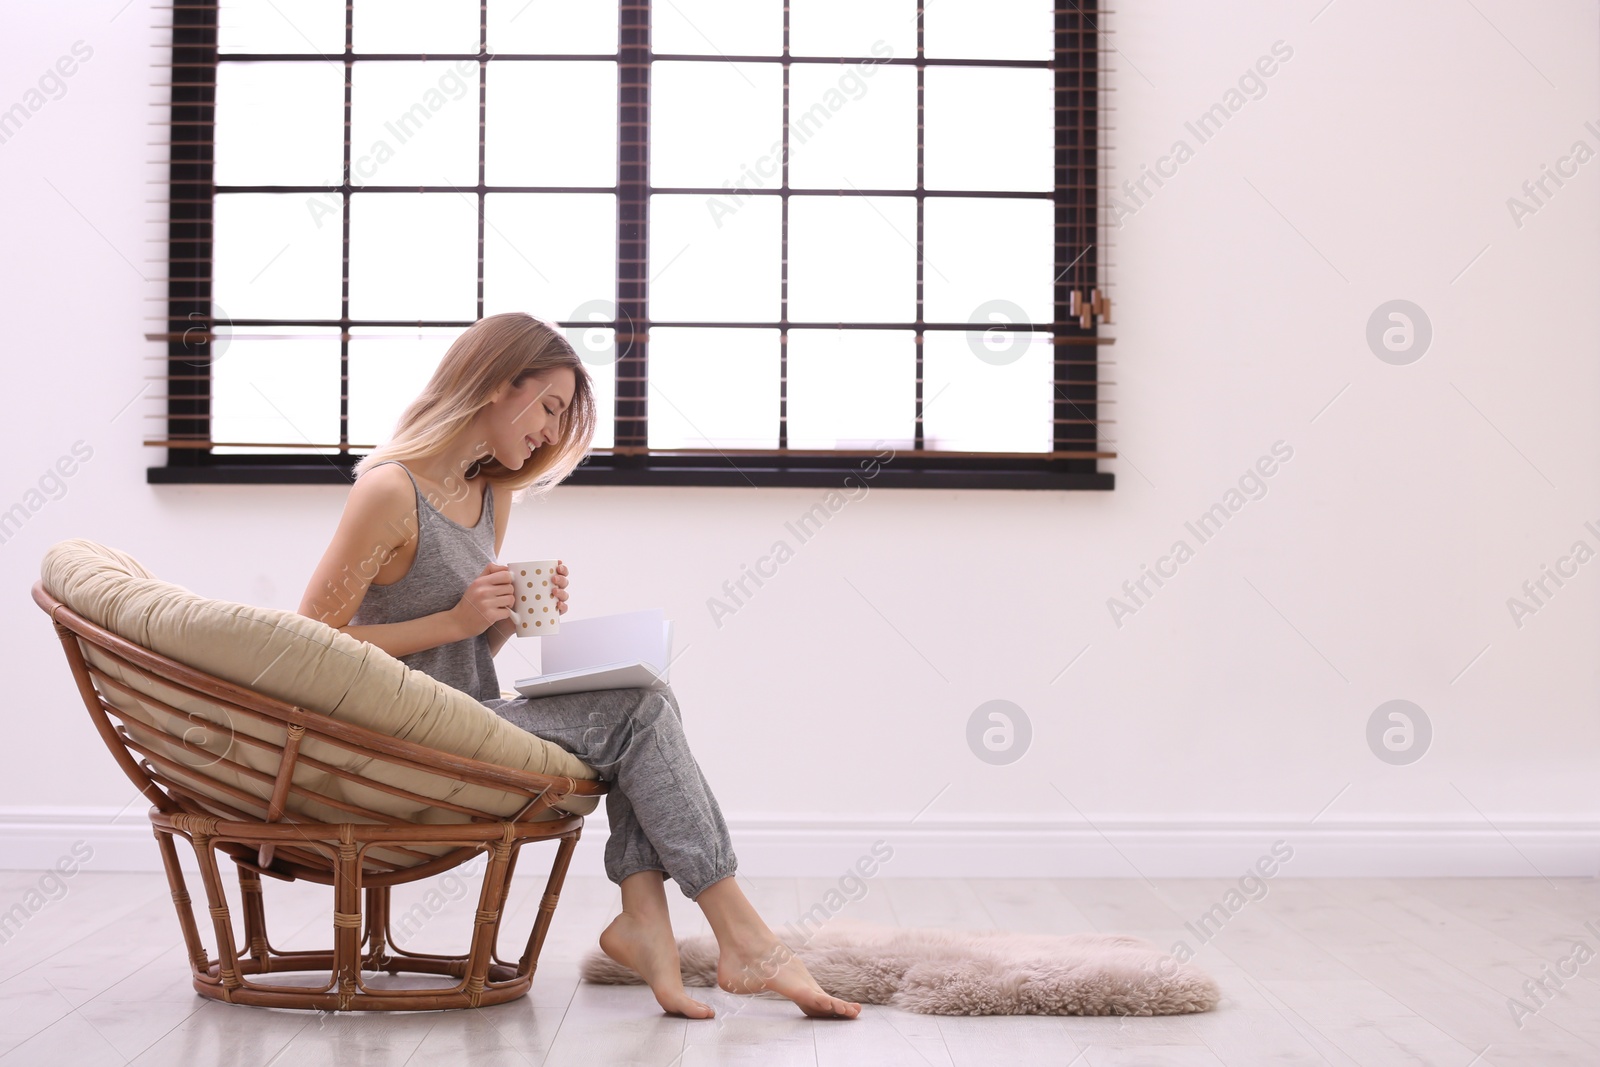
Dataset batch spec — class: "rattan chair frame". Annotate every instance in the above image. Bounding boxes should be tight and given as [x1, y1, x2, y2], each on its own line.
[33, 578, 610, 1011]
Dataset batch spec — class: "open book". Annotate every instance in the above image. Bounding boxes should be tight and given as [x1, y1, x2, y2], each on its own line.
[511, 608, 673, 698]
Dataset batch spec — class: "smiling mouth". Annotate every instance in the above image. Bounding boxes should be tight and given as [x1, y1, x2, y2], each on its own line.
[525, 434, 536, 452]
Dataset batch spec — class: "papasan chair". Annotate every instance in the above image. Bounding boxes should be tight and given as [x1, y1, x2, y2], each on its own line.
[31, 538, 608, 1011]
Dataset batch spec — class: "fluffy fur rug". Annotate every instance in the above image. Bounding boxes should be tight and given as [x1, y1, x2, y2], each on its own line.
[580, 919, 1219, 1016]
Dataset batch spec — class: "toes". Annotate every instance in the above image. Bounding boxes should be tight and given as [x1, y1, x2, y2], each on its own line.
[656, 986, 715, 1018]
[797, 994, 843, 1018]
[814, 995, 860, 1018]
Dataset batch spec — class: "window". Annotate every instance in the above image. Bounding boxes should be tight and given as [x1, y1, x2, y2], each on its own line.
[148, 0, 1114, 489]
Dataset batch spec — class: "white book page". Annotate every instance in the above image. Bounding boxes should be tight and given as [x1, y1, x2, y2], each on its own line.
[538, 608, 669, 676]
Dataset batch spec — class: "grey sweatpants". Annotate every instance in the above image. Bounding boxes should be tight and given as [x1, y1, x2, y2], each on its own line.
[482, 684, 737, 899]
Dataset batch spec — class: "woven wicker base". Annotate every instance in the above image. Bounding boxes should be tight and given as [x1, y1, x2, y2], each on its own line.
[152, 811, 586, 1011]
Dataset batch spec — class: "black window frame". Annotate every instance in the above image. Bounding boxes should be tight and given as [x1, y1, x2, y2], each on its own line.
[150, 0, 1113, 490]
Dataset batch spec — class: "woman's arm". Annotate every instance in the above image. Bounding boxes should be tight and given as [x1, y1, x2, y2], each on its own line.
[485, 614, 516, 657]
[337, 609, 472, 659]
[297, 464, 472, 659]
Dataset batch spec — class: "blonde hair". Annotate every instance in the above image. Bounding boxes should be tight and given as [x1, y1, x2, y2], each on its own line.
[353, 312, 597, 501]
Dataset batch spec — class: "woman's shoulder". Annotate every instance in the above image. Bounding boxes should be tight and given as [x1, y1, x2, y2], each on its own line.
[349, 461, 418, 529]
[354, 459, 416, 494]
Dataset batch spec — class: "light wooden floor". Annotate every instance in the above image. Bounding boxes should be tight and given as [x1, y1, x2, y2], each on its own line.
[0, 866, 1597, 1066]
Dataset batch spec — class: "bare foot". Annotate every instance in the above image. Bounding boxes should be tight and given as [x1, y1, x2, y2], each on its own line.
[599, 912, 715, 1019]
[716, 936, 861, 1019]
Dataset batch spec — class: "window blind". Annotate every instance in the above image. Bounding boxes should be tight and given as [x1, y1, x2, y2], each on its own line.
[146, 1, 1115, 489]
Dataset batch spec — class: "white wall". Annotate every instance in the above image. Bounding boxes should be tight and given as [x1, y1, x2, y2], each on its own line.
[2, 1, 1596, 879]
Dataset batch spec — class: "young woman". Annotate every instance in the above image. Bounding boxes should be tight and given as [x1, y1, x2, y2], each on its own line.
[297, 312, 859, 1021]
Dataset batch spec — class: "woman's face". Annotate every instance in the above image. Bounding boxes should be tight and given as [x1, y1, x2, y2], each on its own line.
[486, 366, 575, 470]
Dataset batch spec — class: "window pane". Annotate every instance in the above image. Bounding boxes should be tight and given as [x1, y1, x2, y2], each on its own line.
[648, 194, 780, 322]
[566, 324, 617, 451]
[647, 328, 778, 449]
[219, 0, 345, 55]
[923, 196, 1052, 327]
[790, 0, 915, 59]
[212, 327, 342, 455]
[651, 61, 782, 189]
[787, 195, 915, 323]
[653, 0, 782, 57]
[348, 193, 479, 320]
[348, 326, 463, 448]
[351, 61, 480, 187]
[925, 66, 1053, 192]
[487, 0, 617, 54]
[784, 329, 915, 449]
[213, 193, 344, 319]
[485, 62, 617, 187]
[925, 0, 1052, 61]
[788, 63, 915, 191]
[483, 193, 616, 321]
[921, 330, 1052, 453]
[353, 0, 479, 54]
[215, 62, 344, 186]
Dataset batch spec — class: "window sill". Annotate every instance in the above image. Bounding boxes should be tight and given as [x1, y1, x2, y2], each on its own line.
[147, 456, 1115, 490]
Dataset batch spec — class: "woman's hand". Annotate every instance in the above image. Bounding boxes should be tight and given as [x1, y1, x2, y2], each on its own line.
[552, 561, 569, 615]
[451, 562, 514, 638]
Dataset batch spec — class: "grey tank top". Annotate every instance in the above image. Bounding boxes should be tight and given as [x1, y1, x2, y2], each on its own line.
[348, 459, 502, 704]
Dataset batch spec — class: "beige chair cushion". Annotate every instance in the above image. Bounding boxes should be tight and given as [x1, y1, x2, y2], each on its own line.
[40, 539, 599, 871]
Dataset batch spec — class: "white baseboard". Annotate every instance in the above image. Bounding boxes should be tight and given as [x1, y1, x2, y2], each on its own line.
[2, 807, 1596, 879]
